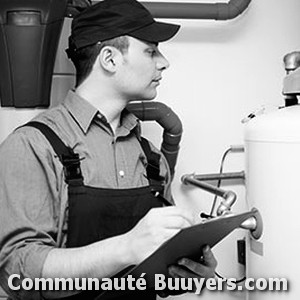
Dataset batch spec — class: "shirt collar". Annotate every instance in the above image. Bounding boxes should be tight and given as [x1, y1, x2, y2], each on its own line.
[120, 109, 141, 139]
[63, 90, 98, 134]
[62, 90, 140, 136]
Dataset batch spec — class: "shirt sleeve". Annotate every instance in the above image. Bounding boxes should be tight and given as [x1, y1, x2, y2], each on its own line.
[0, 128, 64, 300]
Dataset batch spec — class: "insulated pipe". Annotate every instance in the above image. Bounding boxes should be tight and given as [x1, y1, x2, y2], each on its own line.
[141, 0, 251, 20]
[127, 101, 183, 177]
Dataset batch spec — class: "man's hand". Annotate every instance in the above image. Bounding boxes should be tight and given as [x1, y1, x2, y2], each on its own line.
[169, 246, 217, 280]
[157, 245, 217, 297]
[124, 207, 194, 265]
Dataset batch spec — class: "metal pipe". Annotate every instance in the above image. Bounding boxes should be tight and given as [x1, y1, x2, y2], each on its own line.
[182, 173, 229, 198]
[241, 208, 263, 239]
[216, 191, 236, 216]
[181, 173, 237, 216]
[194, 171, 245, 181]
[90, 0, 251, 20]
[182, 174, 263, 238]
[240, 216, 256, 231]
[141, 0, 251, 20]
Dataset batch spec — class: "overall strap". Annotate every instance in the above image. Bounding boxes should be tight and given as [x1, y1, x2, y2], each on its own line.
[23, 122, 164, 190]
[140, 136, 165, 194]
[24, 121, 84, 185]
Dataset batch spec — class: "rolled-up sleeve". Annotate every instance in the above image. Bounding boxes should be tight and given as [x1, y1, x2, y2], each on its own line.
[0, 128, 64, 300]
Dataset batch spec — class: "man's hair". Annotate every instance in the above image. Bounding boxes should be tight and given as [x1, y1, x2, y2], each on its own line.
[70, 36, 129, 87]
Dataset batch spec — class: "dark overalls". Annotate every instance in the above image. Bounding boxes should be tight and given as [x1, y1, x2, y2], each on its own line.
[26, 122, 167, 300]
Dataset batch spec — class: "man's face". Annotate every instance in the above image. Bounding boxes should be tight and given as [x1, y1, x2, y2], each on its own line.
[116, 37, 170, 101]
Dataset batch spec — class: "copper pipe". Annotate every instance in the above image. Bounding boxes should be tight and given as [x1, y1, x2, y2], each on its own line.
[194, 171, 245, 181]
[181, 173, 237, 215]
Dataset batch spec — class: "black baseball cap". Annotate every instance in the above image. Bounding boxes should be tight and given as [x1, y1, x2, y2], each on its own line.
[67, 0, 180, 56]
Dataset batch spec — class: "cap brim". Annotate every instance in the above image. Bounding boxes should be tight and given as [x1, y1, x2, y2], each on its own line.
[129, 21, 180, 43]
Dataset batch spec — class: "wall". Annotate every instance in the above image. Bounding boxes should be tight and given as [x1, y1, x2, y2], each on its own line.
[139, 1, 300, 299]
[0, 0, 300, 299]
[153, 1, 300, 299]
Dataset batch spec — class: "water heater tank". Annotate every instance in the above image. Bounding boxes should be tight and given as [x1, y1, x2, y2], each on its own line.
[244, 105, 300, 299]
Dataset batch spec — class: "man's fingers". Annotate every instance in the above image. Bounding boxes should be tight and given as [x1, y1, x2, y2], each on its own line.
[168, 265, 206, 294]
[202, 245, 218, 268]
[176, 258, 208, 277]
[168, 264, 194, 278]
[175, 246, 217, 278]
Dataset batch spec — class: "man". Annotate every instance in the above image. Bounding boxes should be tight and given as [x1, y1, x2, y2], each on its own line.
[0, 0, 217, 299]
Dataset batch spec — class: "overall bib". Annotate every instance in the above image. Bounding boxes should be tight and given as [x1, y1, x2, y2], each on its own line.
[26, 122, 166, 300]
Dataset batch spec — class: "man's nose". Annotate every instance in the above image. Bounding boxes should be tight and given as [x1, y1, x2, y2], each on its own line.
[157, 53, 170, 71]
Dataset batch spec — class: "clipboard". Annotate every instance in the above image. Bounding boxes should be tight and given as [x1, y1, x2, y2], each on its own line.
[96, 210, 255, 299]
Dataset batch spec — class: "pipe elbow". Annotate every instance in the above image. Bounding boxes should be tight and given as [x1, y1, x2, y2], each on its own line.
[216, 0, 251, 20]
[216, 190, 237, 216]
[127, 101, 183, 137]
[127, 101, 183, 177]
[153, 102, 183, 137]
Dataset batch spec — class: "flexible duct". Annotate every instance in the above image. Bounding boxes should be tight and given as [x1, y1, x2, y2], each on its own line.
[141, 0, 251, 20]
[127, 101, 183, 178]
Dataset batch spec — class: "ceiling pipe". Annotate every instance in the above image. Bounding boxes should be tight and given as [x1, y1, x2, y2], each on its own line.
[141, 0, 251, 20]
[89, 0, 251, 20]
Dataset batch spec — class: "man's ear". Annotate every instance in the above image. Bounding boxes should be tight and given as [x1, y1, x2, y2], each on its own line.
[98, 46, 120, 73]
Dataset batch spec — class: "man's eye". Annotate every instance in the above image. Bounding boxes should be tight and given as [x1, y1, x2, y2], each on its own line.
[147, 49, 156, 56]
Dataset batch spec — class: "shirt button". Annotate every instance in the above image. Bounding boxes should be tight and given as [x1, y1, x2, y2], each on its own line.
[119, 170, 125, 178]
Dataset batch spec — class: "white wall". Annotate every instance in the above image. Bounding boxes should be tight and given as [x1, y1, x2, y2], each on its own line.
[143, 1, 300, 299]
[0, 0, 300, 299]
